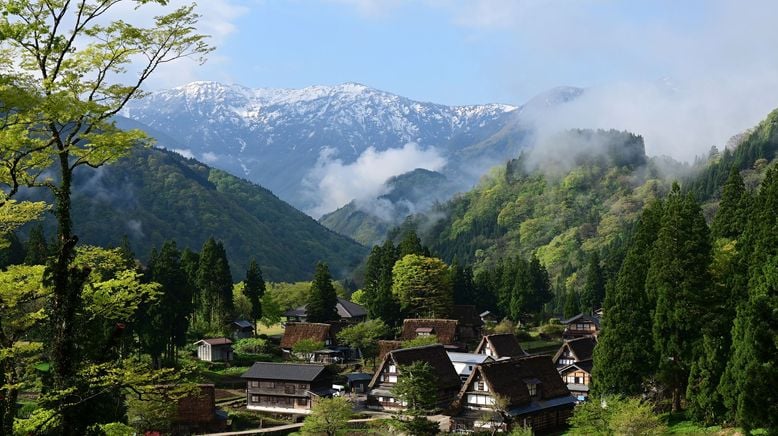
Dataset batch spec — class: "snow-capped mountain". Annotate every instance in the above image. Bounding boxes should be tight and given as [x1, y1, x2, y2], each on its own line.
[122, 81, 524, 212]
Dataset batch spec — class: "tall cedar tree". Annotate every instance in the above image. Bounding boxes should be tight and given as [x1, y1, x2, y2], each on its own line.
[646, 184, 712, 412]
[363, 241, 402, 326]
[718, 166, 778, 430]
[196, 238, 234, 331]
[306, 262, 339, 323]
[710, 167, 750, 239]
[528, 254, 553, 312]
[24, 224, 48, 265]
[580, 253, 605, 313]
[686, 168, 752, 424]
[397, 230, 430, 258]
[243, 259, 265, 326]
[563, 288, 580, 319]
[509, 258, 532, 322]
[593, 200, 663, 396]
[450, 259, 476, 305]
[146, 241, 191, 366]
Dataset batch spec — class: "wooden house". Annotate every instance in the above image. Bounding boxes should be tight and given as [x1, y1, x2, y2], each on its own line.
[194, 338, 233, 362]
[280, 323, 335, 362]
[451, 355, 576, 433]
[553, 336, 597, 400]
[366, 344, 461, 412]
[400, 319, 460, 346]
[559, 313, 600, 339]
[475, 334, 529, 359]
[230, 320, 255, 340]
[241, 362, 334, 415]
[283, 297, 367, 324]
[447, 352, 494, 381]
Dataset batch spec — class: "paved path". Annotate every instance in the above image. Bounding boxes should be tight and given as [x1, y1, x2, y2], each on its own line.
[200, 416, 387, 435]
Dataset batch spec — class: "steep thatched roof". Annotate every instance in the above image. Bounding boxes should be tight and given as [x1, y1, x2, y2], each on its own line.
[553, 336, 597, 363]
[459, 355, 570, 407]
[369, 344, 461, 391]
[475, 333, 527, 358]
[280, 323, 331, 349]
[400, 319, 458, 344]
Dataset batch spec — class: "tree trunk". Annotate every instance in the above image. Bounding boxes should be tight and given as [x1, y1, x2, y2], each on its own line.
[50, 153, 90, 435]
[0, 385, 18, 436]
[672, 387, 682, 412]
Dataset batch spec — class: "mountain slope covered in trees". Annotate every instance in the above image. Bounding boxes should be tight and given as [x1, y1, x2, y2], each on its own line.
[27, 147, 367, 281]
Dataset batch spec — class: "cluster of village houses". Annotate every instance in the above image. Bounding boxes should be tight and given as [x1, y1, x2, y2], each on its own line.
[192, 298, 602, 433]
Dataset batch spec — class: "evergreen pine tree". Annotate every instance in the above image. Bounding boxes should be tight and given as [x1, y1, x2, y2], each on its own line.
[718, 167, 778, 430]
[363, 241, 402, 326]
[117, 234, 135, 268]
[196, 238, 234, 331]
[563, 287, 580, 319]
[509, 258, 532, 322]
[306, 262, 339, 323]
[593, 200, 663, 396]
[24, 224, 48, 265]
[647, 184, 712, 412]
[397, 230, 430, 257]
[140, 241, 192, 366]
[450, 259, 476, 305]
[580, 253, 605, 313]
[528, 254, 552, 313]
[244, 259, 265, 327]
[710, 167, 750, 240]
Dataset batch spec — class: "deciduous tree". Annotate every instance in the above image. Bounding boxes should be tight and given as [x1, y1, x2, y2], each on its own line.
[0, 2, 210, 431]
[301, 396, 353, 436]
[392, 254, 452, 318]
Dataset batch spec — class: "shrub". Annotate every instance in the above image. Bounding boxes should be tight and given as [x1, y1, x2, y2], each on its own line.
[234, 337, 269, 354]
[538, 323, 564, 339]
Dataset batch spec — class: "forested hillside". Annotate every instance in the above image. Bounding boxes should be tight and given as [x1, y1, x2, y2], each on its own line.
[320, 168, 458, 246]
[26, 147, 367, 281]
[408, 130, 667, 295]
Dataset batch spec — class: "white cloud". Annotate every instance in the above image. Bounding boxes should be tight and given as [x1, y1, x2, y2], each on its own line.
[432, 0, 778, 161]
[95, 0, 249, 89]
[304, 143, 446, 217]
[201, 152, 220, 163]
[172, 148, 195, 159]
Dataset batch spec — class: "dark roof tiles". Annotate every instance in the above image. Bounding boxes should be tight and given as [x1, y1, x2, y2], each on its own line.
[241, 362, 328, 382]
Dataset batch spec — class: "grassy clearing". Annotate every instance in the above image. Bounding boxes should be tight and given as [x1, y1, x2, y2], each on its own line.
[257, 323, 285, 336]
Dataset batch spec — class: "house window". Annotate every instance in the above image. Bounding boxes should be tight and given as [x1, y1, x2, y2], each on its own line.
[527, 383, 538, 397]
[299, 383, 307, 389]
[467, 394, 495, 406]
[559, 358, 574, 365]
[388, 364, 396, 373]
[285, 385, 296, 394]
[297, 398, 308, 406]
[387, 375, 398, 383]
[476, 381, 486, 391]
[250, 380, 259, 388]
[264, 381, 275, 388]
[378, 396, 384, 402]
[468, 366, 473, 371]
[250, 395, 259, 403]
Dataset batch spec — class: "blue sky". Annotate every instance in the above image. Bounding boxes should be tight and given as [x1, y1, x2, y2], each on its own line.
[158, 0, 772, 106]
[143, 0, 778, 160]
